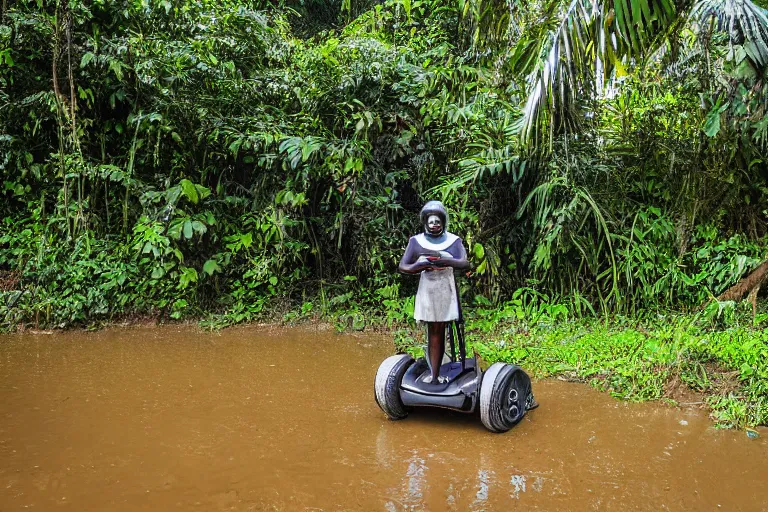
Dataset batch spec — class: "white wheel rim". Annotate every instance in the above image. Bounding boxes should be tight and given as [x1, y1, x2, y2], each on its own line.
[479, 362, 508, 432]
[374, 354, 411, 417]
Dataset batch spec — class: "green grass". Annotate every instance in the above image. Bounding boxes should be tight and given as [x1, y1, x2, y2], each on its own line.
[462, 317, 768, 429]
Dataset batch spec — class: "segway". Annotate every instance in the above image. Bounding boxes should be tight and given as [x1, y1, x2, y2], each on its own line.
[374, 307, 537, 433]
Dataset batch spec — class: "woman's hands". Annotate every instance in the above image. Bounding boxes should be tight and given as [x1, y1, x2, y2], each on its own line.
[425, 253, 468, 270]
[400, 255, 448, 274]
[422, 256, 451, 272]
[398, 238, 470, 274]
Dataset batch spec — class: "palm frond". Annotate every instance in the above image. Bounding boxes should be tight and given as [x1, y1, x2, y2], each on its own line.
[691, 0, 768, 67]
[459, 0, 525, 50]
[518, 0, 677, 146]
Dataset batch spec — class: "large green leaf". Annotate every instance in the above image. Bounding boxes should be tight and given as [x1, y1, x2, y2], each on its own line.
[203, 259, 221, 276]
[703, 101, 729, 137]
[179, 179, 199, 204]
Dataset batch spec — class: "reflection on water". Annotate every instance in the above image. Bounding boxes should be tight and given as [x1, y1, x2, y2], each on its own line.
[383, 448, 552, 512]
[473, 468, 491, 507]
[509, 473, 526, 499]
[403, 450, 427, 508]
[1, 324, 767, 511]
[471, 452, 492, 511]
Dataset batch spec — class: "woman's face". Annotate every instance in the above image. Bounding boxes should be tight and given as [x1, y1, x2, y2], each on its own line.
[426, 214, 443, 235]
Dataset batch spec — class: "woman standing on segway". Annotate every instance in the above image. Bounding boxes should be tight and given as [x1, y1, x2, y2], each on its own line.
[398, 201, 469, 384]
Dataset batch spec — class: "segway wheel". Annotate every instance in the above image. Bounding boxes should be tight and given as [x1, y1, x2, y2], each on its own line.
[374, 354, 414, 420]
[479, 362, 533, 433]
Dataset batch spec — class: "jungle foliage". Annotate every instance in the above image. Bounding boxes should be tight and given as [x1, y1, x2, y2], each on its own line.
[1, 0, 768, 331]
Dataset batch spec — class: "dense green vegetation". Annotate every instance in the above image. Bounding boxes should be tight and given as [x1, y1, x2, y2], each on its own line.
[1, 0, 767, 426]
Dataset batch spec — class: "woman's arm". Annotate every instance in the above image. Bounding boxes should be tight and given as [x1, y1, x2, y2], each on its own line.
[432, 239, 470, 270]
[398, 238, 432, 274]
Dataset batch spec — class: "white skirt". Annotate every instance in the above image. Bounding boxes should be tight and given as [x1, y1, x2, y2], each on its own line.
[414, 269, 459, 322]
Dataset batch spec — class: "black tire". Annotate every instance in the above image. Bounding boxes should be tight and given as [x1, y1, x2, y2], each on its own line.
[479, 363, 533, 433]
[374, 354, 414, 420]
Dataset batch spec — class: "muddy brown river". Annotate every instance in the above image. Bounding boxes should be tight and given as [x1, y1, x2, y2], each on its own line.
[1, 325, 767, 511]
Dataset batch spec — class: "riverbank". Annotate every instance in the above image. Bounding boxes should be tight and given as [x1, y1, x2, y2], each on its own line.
[306, 297, 768, 430]
[2, 293, 766, 430]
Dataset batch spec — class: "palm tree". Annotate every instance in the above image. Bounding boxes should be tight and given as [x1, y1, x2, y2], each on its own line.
[464, 0, 768, 145]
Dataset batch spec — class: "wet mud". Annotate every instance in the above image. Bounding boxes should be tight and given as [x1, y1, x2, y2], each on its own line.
[1, 325, 767, 511]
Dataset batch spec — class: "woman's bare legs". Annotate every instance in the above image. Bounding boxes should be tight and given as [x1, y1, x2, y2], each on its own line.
[425, 321, 446, 383]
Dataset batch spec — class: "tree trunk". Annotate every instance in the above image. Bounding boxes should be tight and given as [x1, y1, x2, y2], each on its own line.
[716, 260, 768, 314]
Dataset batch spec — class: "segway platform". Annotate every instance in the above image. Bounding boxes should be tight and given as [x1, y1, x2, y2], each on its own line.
[374, 322, 537, 432]
[399, 357, 481, 412]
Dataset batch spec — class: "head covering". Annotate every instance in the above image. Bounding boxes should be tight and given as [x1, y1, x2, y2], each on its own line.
[420, 200, 448, 235]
